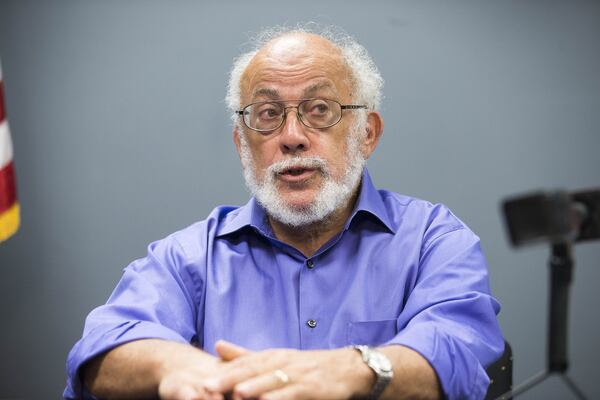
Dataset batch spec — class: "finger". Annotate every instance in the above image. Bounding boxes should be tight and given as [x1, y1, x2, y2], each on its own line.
[203, 363, 259, 394]
[159, 382, 208, 400]
[205, 349, 291, 393]
[215, 340, 251, 361]
[204, 391, 225, 400]
[233, 370, 289, 399]
[258, 384, 307, 400]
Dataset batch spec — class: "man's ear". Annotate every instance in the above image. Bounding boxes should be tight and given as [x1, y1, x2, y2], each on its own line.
[233, 127, 242, 160]
[360, 111, 384, 159]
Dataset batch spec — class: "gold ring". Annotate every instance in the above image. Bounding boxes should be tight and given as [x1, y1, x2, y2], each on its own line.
[273, 369, 289, 384]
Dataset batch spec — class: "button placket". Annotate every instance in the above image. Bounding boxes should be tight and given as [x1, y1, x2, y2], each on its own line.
[299, 256, 322, 348]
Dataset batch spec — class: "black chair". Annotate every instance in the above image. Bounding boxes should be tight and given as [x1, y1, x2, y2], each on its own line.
[485, 340, 513, 400]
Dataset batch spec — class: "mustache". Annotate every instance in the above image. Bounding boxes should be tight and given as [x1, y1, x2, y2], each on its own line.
[267, 156, 330, 177]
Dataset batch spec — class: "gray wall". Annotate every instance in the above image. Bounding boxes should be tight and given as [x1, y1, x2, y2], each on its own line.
[1, 1, 599, 398]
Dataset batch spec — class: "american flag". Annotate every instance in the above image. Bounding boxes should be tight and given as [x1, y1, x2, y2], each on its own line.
[0, 59, 19, 242]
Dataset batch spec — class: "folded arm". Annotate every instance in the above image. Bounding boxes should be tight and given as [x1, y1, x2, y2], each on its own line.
[83, 339, 220, 399]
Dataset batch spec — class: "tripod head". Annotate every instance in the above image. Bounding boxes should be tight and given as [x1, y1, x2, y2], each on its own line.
[503, 188, 600, 247]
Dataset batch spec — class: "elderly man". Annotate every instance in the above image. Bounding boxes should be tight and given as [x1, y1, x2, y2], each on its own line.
[65, 27, 503, 400]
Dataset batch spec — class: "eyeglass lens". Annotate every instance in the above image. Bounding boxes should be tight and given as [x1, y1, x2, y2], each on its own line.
[243, 99, 341, 131]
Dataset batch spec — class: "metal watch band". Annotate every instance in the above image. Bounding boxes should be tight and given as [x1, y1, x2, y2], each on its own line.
[352, 345, 394, 399]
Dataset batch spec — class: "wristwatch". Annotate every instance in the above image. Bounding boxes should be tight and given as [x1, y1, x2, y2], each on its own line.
[352, 345, 394, 399]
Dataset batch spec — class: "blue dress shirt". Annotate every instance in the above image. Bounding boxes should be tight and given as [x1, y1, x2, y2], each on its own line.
[64, 170, 504, 399]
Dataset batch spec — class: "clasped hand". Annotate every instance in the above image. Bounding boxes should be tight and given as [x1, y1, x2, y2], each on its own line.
[158, 340, 373, 400]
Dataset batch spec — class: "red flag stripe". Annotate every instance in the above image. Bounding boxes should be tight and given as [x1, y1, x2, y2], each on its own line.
[0, 161, 17, 214]
[0, 80, 5, 122]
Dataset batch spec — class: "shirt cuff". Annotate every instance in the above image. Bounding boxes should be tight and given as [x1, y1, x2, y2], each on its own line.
[385, 323, 490, 400]
[64, 320, 188, 400]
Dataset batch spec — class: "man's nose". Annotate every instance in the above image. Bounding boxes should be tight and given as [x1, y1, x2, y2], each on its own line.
[278, 109, 311, 154]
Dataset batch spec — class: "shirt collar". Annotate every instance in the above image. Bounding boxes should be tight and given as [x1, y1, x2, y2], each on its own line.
[215, 196, 271, 238]
[347, 168, 396, 234]
[216, 168, 396, 238]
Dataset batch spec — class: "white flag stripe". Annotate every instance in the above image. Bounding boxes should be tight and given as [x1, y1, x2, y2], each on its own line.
[0, 120, 13, 169]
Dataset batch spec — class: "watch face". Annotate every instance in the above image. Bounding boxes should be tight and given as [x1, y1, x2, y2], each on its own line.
[371, 351, 393, 372]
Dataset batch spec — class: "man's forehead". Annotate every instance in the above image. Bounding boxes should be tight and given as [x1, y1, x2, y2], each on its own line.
[251, 81, 339, 100]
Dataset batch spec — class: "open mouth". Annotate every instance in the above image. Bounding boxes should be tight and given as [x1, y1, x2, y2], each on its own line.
[268, 157, 328, 182]
[276, 166, 319, 182]
[279, 167, 313, 176]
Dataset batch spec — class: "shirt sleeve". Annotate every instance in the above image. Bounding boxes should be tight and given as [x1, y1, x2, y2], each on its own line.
[386, 208, 504, 400]
[63, 235, 203, 400]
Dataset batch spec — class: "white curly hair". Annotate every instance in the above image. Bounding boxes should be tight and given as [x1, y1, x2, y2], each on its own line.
[225, 23, 384, 127]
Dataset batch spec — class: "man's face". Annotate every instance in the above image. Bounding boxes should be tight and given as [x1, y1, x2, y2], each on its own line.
[235, 34, 368, 226]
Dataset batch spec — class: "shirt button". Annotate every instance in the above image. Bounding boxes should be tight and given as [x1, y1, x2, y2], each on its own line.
[306, 259, 314, 269]
[307, 319, 317, 328]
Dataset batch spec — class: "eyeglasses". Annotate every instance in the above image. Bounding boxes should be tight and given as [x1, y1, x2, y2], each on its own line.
[236, 98, 367, 133]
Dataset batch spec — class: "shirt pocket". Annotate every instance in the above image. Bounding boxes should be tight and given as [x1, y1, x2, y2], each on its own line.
[346, 319, 398, 346]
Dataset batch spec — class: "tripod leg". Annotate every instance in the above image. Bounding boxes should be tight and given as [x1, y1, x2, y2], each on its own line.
[494, 370, 549, 400]
[561, 374, 588, 400]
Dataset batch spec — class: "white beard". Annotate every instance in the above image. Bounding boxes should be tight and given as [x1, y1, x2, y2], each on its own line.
[238, 119, 367, 227]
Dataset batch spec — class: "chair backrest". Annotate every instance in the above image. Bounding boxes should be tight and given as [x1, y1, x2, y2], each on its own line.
[485, 340, 513, 400]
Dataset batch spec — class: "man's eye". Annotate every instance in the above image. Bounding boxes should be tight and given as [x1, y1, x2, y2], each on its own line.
[258, 107, 280, 119]
[308, 103, 330, 115]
